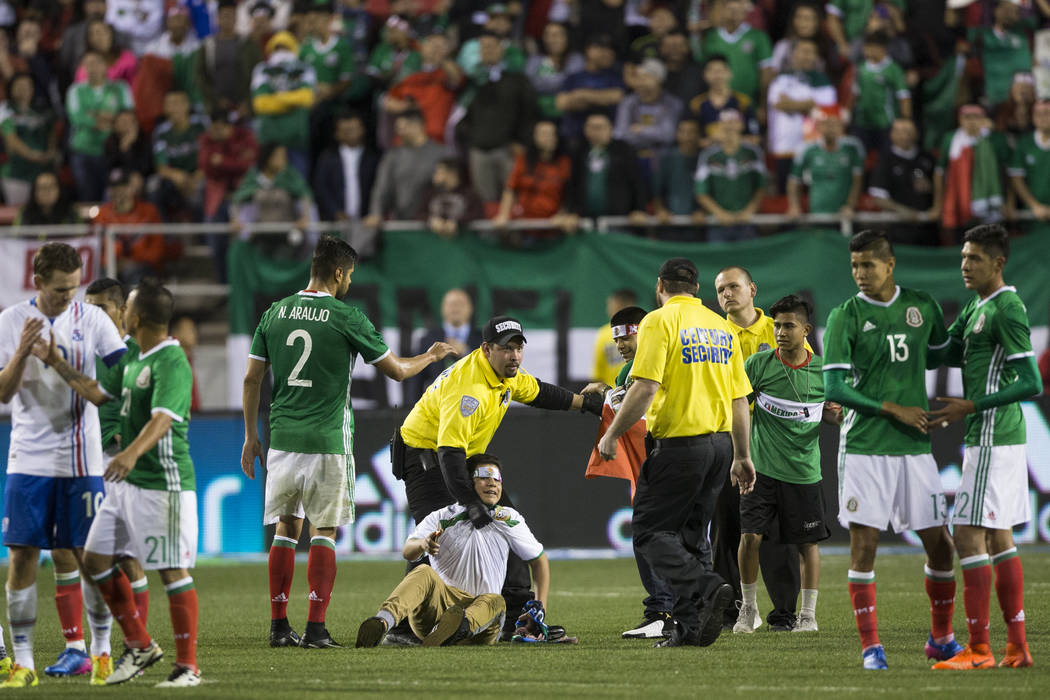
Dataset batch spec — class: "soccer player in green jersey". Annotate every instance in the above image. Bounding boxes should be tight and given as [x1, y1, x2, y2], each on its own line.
[734, 295, 836, 636]
[929, 224, 1041, 670]
[823, 230, 960, 670]
[241, 236, 456, 649]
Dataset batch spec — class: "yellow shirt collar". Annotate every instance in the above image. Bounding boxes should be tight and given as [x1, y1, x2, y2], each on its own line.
[726, 307, 768, 335]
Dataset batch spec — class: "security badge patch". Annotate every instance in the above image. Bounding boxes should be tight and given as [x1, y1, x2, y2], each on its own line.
[460, 395, 480, 417]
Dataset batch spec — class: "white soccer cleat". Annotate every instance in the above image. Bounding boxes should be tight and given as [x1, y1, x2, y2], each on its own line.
[106, 641, 163, 684]
[794, 614, 818, 632]
[155, 665, 201, 688]
[622, 615, 667, 639]
[733, 601, 759, 634]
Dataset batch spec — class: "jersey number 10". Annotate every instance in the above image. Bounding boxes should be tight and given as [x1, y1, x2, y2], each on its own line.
[886, 334, 909, 363]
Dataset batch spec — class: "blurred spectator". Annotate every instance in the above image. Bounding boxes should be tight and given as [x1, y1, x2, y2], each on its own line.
[300, 1, 353, 109]
[577, 0, 628, 53]
[458, 3, 525, 83]
[563, 112, 648, 226]
[94, 168, 170, 282]
[199, 109, 258, 222]
[140, 5, 202, 110]
[698, 0, 773, 112]
[769, 1, 827, 73]
[59, 0, 123, 89]
[170, 314, 201, 412]
[313, 112, 378, 221]
[231, 142, 315, 259]
[625, 4, 679, 87]
[868, 117, 938, 244]
[237, 0, 293, 37]
[247, 1, 278, 52]
[337, 0, 371, 63]
[695, 109, 767, 242]
[526, 21, 584, 120]
[367, 15, 420, 91]
[494, 119, 572, 228]
[104, 108, 153, 194]
[827, 0, 905, 58]
[787, 105, 863, 217]
[1008, 101, 1050, 231]
[106, 0, 164, 55]
[689, 54, 759, 148]
[12, 18, 61, 112]
[455, 32, 538, 203]
[659, 30, 705, 107]
[971, 0, 1032, 108]
[935, 104, 1002, 237]
[365, 110, 448, 224]
[1039, 346, 1050, 394]
[851, 29, 911, 155]
[844, 5, 914, 70]
[195, 0, 262, 120]
[614, 58, 682, 176]
[251, 31, 316, 179]
[766, 38, 835, 192]
[383, 31, 462, 144]
[150, 91, 206, 221]
[15, 171, 81, 226]
[555, 34, 625, 148]
[993, 72, 1036, 161]
[67, 50, 135, 201]
[417, 156, 483, 238]
[74, 20, 137, 85]
[409, 288, 481, 400]
[651, 116, 702, 222]
[0, 73, 58, 205]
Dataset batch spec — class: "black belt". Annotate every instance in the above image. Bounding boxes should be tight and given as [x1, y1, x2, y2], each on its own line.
[651, 434, 725, 449]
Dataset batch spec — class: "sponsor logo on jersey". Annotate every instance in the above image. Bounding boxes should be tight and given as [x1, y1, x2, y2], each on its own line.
[846, 497, 858, 512]
[460, 395, 480, 416]
[862, 321, 877, 332]
[136, 366, 151, 389]
[72, 329, 84, 341]
[987, 510, 996, 521]
[973, 313, 986, 334]
[905, 306, 923, 328]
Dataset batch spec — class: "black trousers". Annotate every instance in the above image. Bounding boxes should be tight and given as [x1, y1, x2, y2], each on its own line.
[632, 433, 732, 638]
[711, 473, 801, 625]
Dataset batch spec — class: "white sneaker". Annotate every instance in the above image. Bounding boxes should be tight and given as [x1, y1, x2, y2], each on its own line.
[794, 614, 818, 632]
[733, 601, 759, 634]
[155, 665, 201, 688]
[106, 642, 163, 685]
[622, 615, 667, 639]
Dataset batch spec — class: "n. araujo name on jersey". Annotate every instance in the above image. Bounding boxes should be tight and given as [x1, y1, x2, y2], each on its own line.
[755, 392, 824, 422]
[276, 305, 331, 323]
[680, 327, 735, 365]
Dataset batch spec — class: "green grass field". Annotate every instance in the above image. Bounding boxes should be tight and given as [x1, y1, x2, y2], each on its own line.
[10, 551, 1050, 697]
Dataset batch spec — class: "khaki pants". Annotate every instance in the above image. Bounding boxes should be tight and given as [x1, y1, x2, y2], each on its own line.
[380, 565, 505, 645]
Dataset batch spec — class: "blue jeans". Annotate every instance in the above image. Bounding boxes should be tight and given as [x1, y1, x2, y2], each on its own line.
[70, 152, 107, 202]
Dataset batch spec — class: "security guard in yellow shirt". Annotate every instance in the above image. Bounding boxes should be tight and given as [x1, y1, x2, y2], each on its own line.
[713, 265, 810, 631]
[599, 258, 756, 648]
[391, 315, 600, 642]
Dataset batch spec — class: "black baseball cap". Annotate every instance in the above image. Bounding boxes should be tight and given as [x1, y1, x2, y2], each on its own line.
[482, 315, 527, 345]
[659, 257, 698, 286]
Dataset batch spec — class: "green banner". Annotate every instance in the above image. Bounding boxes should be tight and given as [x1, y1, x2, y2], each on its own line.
[229, 230, 1050, 336]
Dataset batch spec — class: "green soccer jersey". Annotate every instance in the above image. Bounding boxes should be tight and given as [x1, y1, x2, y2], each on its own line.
[249, 290, 390, 454]
[969, 26, 1032, 106]
[746, 349, 824, 484]
[1007, 132, 1050, 204]
[948, 286, 1034, 447]
[828, 0, 907, 41]
[791, 137, 865, 213]
[98, 335, 139, 451]
[823, 286, 949, 455]
[300, 35, 355, 86]
[153, 116, 206, 172]
[853, 57, 908, 130]
[251, 59, 316, 150]
[700, 24, 772, 101]
[0, 103, 54, 182]
[694, 143, 768, 212]
[65, 80, 134, 156]
[101, 339, 195, 491]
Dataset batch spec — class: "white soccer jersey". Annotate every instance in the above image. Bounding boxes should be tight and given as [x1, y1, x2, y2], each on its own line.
[766, 72, 837, 156]
[0, 299, 126, 477]
[410, 503, 544, 597]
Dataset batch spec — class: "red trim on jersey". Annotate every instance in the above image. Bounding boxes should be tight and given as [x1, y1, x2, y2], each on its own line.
[775, 347, 813, 370]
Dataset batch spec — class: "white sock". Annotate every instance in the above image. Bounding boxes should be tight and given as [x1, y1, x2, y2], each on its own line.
[800, 589, 818, 617]
[82, 580, 112, 658]
[741, 581, 758, 606]
[6, 585, 37, 670]
[0, 612, 6, 658]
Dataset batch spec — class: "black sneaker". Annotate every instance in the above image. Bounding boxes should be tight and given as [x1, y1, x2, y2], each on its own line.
[697, 584, 734, 647]
[622, 613, 669, 639]
[355, 617, 389, 648]
[269, 619, 302, 648]
[422, 606, 471, 647]
[653, 619, 697, 647]
[381, 629, 423, 646]
[299, 623, 343, 649]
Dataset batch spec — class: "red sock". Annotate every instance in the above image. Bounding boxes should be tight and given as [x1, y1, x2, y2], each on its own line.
[54, 572, 84, 644]
[269, 536, 297, 620]
[848, 570, 879, 650]
[993, 549, 1026, 647]
[961, 555, 992, 648]
[307, 537, 336, 624]
[166, 579, 198, 672]
[924, 566, 956, 643]
[92, 567, 151, 649]
[130, 577, 150, 628]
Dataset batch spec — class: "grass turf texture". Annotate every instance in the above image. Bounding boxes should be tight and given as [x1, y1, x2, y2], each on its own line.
[8, 551, 1049, 697]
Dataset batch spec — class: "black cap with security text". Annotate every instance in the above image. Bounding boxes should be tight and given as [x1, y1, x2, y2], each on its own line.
[482, 315, 527, 345]
[658, 257, 699, 286]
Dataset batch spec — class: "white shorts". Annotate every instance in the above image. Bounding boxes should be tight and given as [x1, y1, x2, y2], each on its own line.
[838, 453, 947, 533]
[953, 445, 1030, 529]
[264, 449, 355, 528]
[85, 480, 197, 570]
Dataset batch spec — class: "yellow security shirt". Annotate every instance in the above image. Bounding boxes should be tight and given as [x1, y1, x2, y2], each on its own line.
[631, 296, 752, 438]
[726, 308, 812, 360]
[591, 323, 624, 386]
[400, 347, 540, 454]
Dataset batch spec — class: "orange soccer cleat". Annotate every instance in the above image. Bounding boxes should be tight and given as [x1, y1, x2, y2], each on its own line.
[998, 642, 1033, 668]
[931, 643, 996, 670]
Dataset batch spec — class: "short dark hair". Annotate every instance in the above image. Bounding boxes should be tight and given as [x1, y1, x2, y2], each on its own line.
[863, 28, 890, 47]
[132, 278, 174, 328]
[610, 288, 638, 305]
[334, 110, 364, 127]
[310, 234, 358, 281]
[467, 453, 501, 473]
[703, 53, 730, 70]
[849, 229, 894, 259]
[963, 223, 1010, 260]
[717, 265, 753, 285]
[210, 108, 230, 124]
[610, 305, 647, 326]
[769, 294, 812, 324]
[395, 108, 424, 123]
[435, 156, 462, 175]
[85, 277, 125, 306]
[33, 242, 82, 280]
[257, 141, 285, 170]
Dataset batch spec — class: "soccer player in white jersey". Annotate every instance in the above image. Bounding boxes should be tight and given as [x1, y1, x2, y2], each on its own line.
[0, 243, 125, 688]
[355, 453, 550, 647]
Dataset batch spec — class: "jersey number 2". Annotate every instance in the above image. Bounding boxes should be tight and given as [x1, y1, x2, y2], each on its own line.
[886, 334, 909, 363]
[286, 329, 313, 387]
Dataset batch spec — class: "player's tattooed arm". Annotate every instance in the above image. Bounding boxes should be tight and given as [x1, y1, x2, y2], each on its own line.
[30, 330, 110, 406]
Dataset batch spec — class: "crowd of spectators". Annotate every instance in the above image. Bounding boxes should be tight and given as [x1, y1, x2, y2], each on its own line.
[2, 0, 1050, 275]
